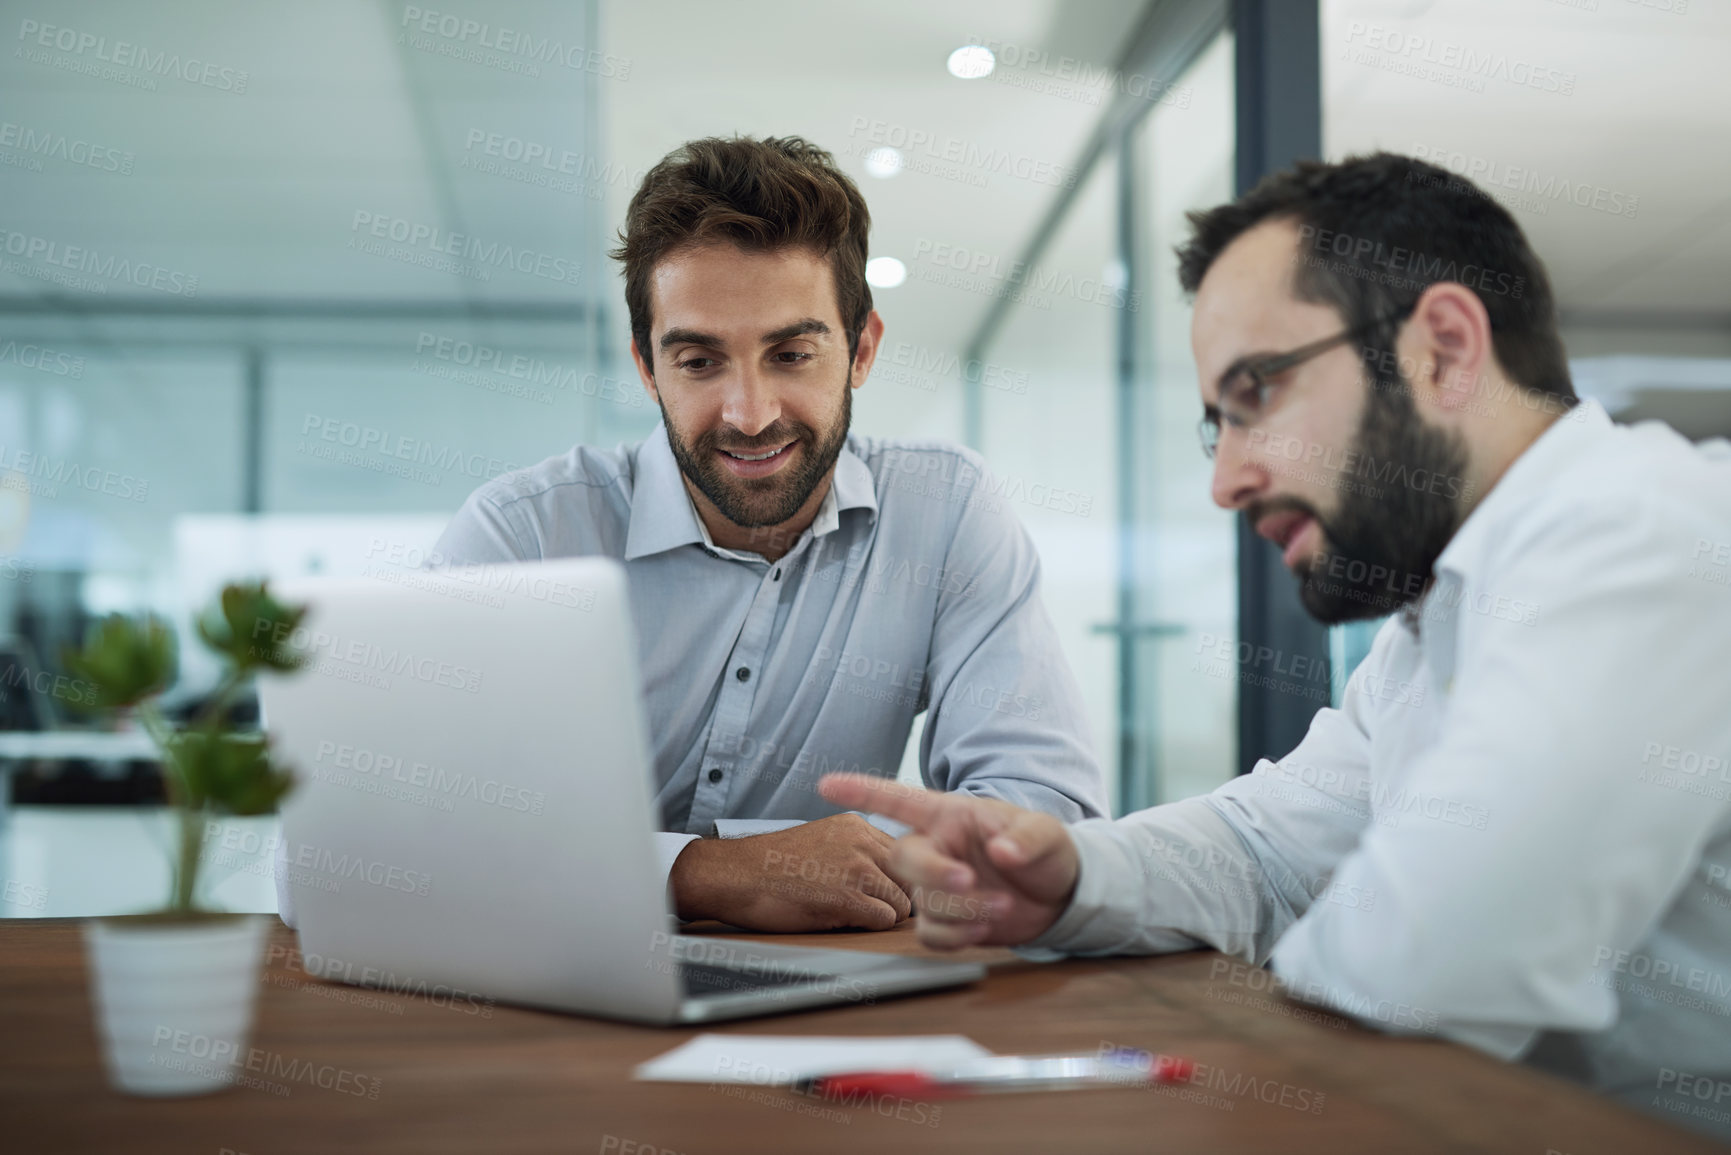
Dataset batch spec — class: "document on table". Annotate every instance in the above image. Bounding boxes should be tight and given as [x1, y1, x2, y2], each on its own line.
[634, 1034, 990, 1085]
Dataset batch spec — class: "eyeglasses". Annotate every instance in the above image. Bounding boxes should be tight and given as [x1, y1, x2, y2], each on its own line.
[1197, 307, 1414, 459]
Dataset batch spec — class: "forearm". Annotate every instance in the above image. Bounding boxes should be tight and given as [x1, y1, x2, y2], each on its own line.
[658, 831, 702, 920]
[1026, 796, 1296, 960]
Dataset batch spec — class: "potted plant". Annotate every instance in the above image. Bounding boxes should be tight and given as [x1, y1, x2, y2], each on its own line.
[64, 581, 309, 1096]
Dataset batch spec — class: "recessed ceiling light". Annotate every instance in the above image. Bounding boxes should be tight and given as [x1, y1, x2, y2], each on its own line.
[865, 147, 904, 179]
[865, 257, 907, 289]
[947, 45, 995, 80]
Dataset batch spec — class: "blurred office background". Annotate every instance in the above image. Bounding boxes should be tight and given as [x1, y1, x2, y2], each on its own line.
[2, 0, 1726, 916]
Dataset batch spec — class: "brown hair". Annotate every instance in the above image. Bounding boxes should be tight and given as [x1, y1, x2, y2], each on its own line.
[611, 135, 873, 370]
[1176, 152, 1575, 408]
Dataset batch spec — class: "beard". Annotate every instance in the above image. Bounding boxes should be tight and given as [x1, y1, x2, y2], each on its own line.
[661, 379, 852, 530]
[1254, 364, 1470, 625]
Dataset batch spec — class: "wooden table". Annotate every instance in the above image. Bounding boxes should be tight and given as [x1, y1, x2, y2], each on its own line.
[2, 917, 1719, 1154]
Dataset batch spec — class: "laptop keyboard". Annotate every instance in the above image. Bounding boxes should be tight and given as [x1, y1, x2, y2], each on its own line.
[679, 962, 823, 998]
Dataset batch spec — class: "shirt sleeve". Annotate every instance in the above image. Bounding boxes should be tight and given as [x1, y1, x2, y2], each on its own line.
[1269, 494, 1731, 1059]
[712, 814, 908, 839]
[431, 488, 539, 565]
[1026, 623, 1386, 960]
[918, 478, 1110, 822]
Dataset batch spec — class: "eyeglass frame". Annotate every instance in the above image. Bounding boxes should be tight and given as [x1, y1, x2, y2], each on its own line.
[1197, 305, 1416, 460]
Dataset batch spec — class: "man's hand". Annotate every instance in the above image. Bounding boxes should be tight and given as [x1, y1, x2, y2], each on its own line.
[668, 813, 914, 932]
[817, 775, 1080, 950]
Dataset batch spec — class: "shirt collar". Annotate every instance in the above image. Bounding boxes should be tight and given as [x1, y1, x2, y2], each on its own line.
[623, 424, 879, 562]
[1430, 398, 1610, 587]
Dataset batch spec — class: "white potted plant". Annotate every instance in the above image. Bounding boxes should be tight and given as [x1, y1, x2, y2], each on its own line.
[65, 582, 308, 1096]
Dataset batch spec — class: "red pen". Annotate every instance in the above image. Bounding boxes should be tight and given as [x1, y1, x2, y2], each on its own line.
[795, 1050, 1195, 1100]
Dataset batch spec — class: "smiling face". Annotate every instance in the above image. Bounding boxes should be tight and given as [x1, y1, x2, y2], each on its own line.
[632, 243, 880, 535]
[1193, 218, 1468, 623]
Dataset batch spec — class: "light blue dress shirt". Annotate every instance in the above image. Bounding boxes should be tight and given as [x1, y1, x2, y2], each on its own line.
[430, 424, 1108, 883]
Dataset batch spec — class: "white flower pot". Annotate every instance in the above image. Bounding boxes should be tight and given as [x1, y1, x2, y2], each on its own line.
[83, 914, 271, 1096]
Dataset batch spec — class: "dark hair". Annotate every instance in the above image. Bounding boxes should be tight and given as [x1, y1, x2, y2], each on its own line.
[1176, 152, 1575, 408]
[611, 135, 872, 370]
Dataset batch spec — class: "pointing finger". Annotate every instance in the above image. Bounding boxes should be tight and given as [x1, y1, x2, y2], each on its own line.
[819, 773, 946, 830]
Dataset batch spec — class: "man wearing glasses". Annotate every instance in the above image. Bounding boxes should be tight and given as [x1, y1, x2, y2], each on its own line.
[823, 152, 1731, 1137]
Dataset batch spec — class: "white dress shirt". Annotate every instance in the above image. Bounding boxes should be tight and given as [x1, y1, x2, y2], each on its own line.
[1030, 401, 1731, 1139]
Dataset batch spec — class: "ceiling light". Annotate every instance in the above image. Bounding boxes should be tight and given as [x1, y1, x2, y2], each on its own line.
[864, 147, 904, 179]
[947, 45, 995, 80]
[865, 257, 907, 289]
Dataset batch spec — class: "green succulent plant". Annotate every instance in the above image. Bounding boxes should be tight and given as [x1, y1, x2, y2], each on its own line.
[64, 581, 311, 913]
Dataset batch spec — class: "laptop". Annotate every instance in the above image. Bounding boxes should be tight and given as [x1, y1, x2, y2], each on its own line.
[260, 557, 984, 1024]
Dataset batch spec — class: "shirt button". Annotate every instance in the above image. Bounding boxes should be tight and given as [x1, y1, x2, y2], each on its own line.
[736, 667, 751, 682]
[707, 767, 723, 783]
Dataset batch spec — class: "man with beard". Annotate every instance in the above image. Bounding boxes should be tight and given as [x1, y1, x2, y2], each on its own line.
[820, 152, 1731, 1139]
[428, 135, 1107, 933]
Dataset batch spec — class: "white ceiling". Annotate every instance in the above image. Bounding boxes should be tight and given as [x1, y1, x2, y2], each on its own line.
[1323, 0, 1731, 324]
[2, 0, 1725, 364]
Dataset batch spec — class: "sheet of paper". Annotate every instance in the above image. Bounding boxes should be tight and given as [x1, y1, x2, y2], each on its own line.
[634, 1034, 991, 1084]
